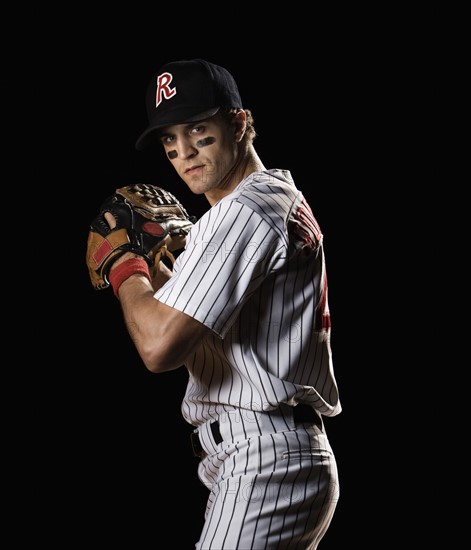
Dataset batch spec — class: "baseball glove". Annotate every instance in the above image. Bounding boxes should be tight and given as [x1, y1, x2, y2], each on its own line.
[86, 183, 195, 290]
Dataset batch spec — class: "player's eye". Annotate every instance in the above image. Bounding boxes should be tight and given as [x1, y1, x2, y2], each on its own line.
[160, 135, 174, 145]
[190, 125, 204, 135]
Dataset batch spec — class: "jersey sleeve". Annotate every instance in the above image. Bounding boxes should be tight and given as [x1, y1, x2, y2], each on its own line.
[154, 198, 285, 337]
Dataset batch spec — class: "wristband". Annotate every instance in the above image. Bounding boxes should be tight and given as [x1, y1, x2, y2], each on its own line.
[109, 257, 151, 298]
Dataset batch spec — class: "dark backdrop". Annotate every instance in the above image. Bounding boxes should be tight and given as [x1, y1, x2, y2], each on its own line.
[25, 27, 390, 549]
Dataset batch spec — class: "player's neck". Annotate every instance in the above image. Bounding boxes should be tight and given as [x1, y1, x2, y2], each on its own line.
[205, 145, 266, 205]
[245, 144, 266, 175]
[234, 144, 266, 185]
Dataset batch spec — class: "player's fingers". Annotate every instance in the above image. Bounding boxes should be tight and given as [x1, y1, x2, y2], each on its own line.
[150, 249, 174, 290]
[104, 211, 117, 229]
[147, 235, 171, 260]
[166, 234, 187, 252]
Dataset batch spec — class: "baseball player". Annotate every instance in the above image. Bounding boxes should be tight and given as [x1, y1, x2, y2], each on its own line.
[93, 59, 342, 549]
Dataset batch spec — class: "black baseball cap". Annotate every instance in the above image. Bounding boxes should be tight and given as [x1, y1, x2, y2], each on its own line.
[135, 59, 243, 151]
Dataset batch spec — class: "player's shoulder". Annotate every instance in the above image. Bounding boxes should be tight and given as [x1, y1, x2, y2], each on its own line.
[234, 169, 301, 219]
[244, 169, 296, 194]
[205, 169, 300, 242]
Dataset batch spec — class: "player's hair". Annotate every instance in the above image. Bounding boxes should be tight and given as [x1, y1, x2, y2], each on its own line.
[221, 108, 257, 145]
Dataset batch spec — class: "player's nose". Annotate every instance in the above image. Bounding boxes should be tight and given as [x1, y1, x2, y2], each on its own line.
[175, 137, 198, 160]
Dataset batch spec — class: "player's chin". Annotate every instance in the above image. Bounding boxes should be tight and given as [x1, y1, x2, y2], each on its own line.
[186, 176, 220, 197]
[181, 169, 211, 192]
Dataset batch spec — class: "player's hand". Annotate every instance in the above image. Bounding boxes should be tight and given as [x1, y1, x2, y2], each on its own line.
[149, 247, 174, 290]
[105, 211, 175, 290]
[165, 233, 187, 253]
[87, 183, 194, 291]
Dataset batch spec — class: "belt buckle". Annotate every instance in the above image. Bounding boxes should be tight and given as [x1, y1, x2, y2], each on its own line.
[190, 431, 206, 458]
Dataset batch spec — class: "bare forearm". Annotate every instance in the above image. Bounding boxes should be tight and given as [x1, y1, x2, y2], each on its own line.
[116, 270, 209, 373]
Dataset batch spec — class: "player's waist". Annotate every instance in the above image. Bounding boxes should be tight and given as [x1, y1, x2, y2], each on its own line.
[190, 403, 322, 459]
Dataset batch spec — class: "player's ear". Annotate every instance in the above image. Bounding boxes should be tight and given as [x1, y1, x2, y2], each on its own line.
[233, 109, 247, 143]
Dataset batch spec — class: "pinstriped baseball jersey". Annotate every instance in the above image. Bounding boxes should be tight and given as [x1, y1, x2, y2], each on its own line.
[155, 169, 341, 426]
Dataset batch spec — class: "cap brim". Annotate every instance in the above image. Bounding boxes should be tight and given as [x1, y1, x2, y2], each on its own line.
[135, 107, 220, 151]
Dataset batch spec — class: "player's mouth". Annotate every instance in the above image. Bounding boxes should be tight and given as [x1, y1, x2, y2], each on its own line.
[185, 165, 205, 176]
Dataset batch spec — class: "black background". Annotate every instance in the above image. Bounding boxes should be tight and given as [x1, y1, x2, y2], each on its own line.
[20, 21, 398, 549]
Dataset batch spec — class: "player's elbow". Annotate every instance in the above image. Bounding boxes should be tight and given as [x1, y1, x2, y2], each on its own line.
[131, 304, 210, 373]
[137, 339, 185, 374]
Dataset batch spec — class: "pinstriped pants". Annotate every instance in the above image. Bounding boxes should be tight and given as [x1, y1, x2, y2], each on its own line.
[193, 409, 339, 549]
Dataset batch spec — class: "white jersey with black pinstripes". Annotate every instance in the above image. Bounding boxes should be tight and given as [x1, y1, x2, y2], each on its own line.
[155, 169, 341, 427]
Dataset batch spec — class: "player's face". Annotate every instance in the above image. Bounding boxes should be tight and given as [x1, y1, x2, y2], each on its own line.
[159, 115, 241, 199]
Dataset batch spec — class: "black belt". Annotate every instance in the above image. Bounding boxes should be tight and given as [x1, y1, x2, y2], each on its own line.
[190, 404, 321, 459]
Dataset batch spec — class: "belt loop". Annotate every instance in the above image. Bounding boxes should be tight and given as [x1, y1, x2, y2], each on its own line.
[210, 420, 223, 445]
